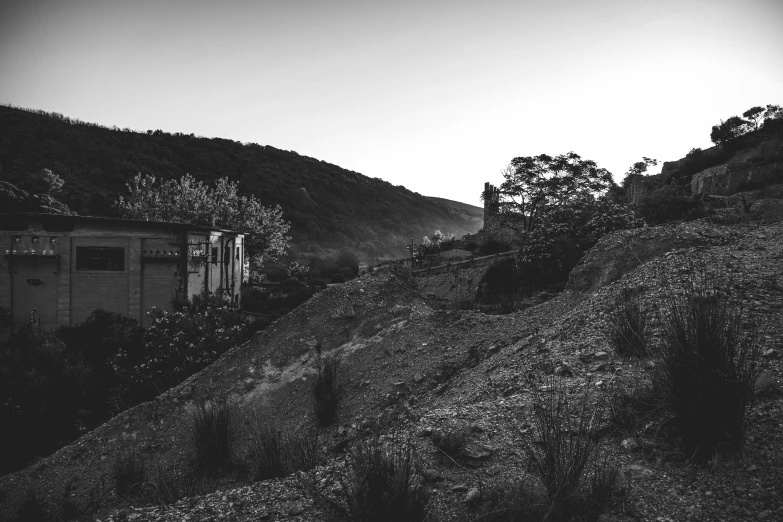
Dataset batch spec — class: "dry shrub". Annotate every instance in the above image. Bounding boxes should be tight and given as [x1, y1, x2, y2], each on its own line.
[249, 418, 319, 480]
[191, 399, 235, 475]
[608, 286, 650, 357]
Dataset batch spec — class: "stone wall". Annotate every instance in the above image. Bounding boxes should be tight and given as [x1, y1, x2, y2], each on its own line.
[691, 162, 783, 196]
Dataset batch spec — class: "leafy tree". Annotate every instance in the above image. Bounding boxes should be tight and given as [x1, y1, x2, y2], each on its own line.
[621, 157, 658, 190]
[743, 106, 765, 131]
[24, 168, 64, 194]
[116, 174, 290, 275]
[494, 152, 613, 235]
[763, 104, 783, 123]
[421, 230, 455, 254]
[710, 116, 749, 147]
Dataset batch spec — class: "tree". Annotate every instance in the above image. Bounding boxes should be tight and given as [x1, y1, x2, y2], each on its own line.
[494, 152, 613, 235]
[743, 106, 765, 131]
[116, 174, 290, 276]
[621, 157, 658, 190]
[24, 168, 65, 194]
[710, 116, 749, 147]
[763, 104, 783, 124]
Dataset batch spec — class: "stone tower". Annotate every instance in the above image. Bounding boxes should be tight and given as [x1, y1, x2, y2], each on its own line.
[483, 182, 501, 237]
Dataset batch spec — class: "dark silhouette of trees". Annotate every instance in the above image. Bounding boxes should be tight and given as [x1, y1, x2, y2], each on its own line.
[496, 152, 613, 235]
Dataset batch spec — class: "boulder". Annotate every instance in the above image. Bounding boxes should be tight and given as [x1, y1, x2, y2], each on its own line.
[750, 199, 783, 223]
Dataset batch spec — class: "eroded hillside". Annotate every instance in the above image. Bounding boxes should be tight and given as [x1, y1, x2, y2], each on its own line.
[2, 221, 782, 522]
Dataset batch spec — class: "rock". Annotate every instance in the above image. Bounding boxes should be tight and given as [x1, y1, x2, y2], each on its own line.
[485, 465, 502, 476]
[462, 442, 493, 460]
[750, 199, 783, 223]
[758, 509, 771, 519]
[754, 371, 779, 397]
[622, 464, 653, 478]
[464, 488, 481, 503]
[621, 438, 641, 452]
[555, 364, 574, 377]
[762, 348, 777, 359]
[747, 464, 758, 473]
[452, 484, 469, 493]
[288, 503, 305, 516]
[592, 363, 607, 372]
[594, 351, 609, 359]
[413, 373, 424, 383]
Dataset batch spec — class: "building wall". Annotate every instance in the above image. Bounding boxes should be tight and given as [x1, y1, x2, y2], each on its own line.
[0, 216, 244, 331]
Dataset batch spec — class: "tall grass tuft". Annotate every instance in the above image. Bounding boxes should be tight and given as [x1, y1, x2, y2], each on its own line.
[112, 452, 146, 498]
[312, 343, 341, 427]
[608, 286, 650, 357]
[652, 267, 760, 461]
[249, 418, 319, 480]
[307, 431, 429, 522]
[191, 399, 235, 476]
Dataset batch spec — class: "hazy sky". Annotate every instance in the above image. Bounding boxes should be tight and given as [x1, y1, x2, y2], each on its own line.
[1, 0, 782, 206]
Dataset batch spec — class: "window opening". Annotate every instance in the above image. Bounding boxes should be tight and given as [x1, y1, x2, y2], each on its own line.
[211, 247, 218, 264]
[76, 246, 124, 271]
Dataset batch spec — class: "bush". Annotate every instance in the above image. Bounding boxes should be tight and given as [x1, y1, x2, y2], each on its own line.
[524, 377, 607, 519]
[652, 267, 761, 460]
[113, 452, 146, 498]
[191, 399, 235, 476]
[312, 347, 341, 426]
[331, 273, 347, 284]
[430, 424, 469, 462]
[608, 286, 650, 357]
[249, 419, 319, 480]
[313, 432, 429, 522]
[477, 257, 520, 314]
[479, 239, 511, 255]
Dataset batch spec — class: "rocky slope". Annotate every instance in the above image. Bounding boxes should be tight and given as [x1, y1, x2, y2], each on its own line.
[1, 220, 782, 522]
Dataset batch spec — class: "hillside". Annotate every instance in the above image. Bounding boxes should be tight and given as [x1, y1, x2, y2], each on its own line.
[0, 105, 482, 258]
[2, 219, 781, 521]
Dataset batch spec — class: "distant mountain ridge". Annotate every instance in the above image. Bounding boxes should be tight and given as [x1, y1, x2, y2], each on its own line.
[0, 104, 482, 258]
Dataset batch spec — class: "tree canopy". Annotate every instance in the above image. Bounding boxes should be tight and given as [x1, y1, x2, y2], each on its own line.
[116, 174, 290, 274]
[494, 152, 614, 235]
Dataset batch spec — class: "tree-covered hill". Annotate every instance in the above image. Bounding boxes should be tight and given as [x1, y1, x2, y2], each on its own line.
[0, 105, 482, 258]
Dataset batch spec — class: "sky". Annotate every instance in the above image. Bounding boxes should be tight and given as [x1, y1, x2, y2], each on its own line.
[1, 0, 782, 207]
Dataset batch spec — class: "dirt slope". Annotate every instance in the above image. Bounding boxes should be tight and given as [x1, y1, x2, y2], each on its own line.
[2, 221, 782, 522]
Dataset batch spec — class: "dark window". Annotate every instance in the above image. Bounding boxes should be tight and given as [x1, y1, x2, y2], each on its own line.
[211, 247, 218, 264]
[235, 246, 240, 260]
[76, 247, 124, 271]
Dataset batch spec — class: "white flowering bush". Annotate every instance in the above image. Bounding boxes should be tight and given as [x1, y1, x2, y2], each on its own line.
[112, 301, 248, 393]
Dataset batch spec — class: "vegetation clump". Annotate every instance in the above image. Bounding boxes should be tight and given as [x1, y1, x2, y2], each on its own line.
[312, 344, 342, 427]
[651, 266, 761, 461]
[112, 452, 147, 499]
[608, 286, 650, 357]
[310, 432, 429, 522]
[191, 399, 236, 476]
[249, 418, 319, 480]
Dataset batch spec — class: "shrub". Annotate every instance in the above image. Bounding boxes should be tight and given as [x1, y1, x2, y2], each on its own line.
[430, 424, 469, 462]
[314, 432, 429, 522]
[477, 257, 520, 314]
[652, 267, 761, 461]
[524, 377, 605, 519]
[249, 419, 319, 480]
[113, 452, 146, 498]
[331, 273, 347, 284]
[191, 399, 235, 476]
[312, 347, 341, 427]
[479, 239, 511, 255]
[144, 462, 209, 505]
[608, 286, 650, 357]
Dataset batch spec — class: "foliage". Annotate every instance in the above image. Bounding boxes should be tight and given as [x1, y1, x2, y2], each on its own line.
[620, 157, 658, 192]
[248, 418, 319, 480]
[608, 286, 650, 357]
[111, 302, 248, 395]
[477, 257, 520, 314]
[0, 104, 482, 259]
[710, 104, 783, 147]
[23, 167, 65, 194]
[517, 196, 645, 291]
[310, 432, 429, 522]
[312, 345, 341, 427]
[479, 239, 511, 255]
[495, 152, 613, 235]
[430, 424, 469, 461]
[421, 230, 456, 255]
[524, 377, 606, 519]
[116, 173, 291, 275]
[651, 265, 761, 461]
[191, 399, 236, 476]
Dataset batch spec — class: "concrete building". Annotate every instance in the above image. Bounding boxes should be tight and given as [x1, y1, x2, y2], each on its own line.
[0, 213, 244, 331]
